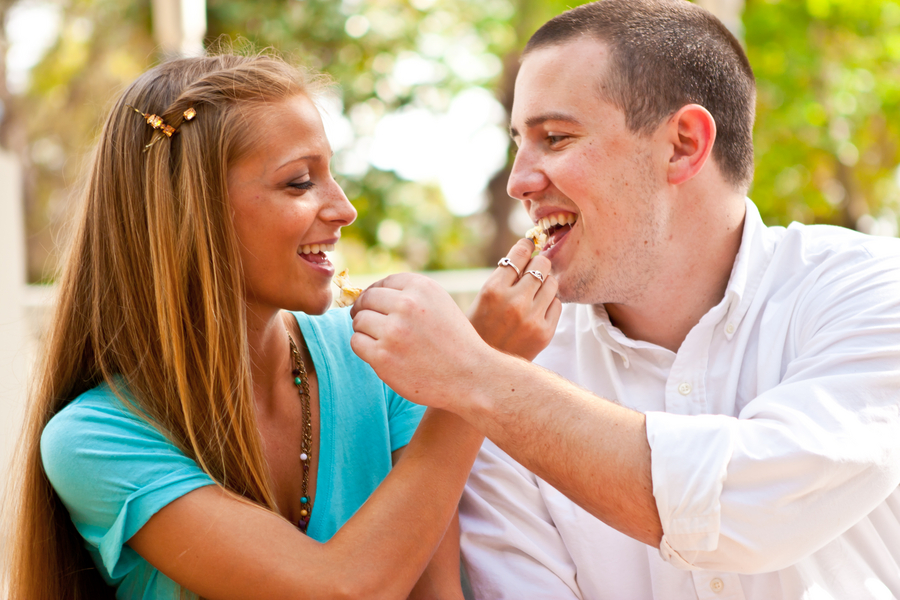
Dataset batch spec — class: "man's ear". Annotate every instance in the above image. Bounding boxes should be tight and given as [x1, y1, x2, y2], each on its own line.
[666, 104, 716, 186]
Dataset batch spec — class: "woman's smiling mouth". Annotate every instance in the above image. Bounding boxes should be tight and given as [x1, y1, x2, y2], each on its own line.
[298, 243, 335, 265]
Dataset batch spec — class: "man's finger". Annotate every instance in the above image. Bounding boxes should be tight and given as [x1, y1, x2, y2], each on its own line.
[352, 286, 404, 317]
[351, 307, 390, 341]
[349, 329, 378, 363]
[350, 274, 419, 317]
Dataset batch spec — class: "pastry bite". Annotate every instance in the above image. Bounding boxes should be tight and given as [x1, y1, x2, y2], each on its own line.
[525, 224, 548, 249]
[333, 269, 363, 308]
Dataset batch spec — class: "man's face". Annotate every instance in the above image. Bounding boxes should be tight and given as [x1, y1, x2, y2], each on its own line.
[509, 38, 673, 305]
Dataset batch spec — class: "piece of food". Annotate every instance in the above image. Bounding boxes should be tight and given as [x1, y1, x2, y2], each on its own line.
[525, 224, 548, 249]
[333, 269, 362, 307]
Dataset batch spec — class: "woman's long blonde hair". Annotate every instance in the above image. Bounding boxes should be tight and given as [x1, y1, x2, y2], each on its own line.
[4, 52, 326, 599]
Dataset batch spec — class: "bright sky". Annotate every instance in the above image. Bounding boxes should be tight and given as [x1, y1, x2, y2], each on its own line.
[6, 1, 510, 218]
[5, 1, 62, 94]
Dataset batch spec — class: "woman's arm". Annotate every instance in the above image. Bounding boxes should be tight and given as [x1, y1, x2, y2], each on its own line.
[392, 447, 465, 600]
[128, 409, 482, 600]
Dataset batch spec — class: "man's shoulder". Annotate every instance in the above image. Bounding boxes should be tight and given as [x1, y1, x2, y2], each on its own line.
[764, 222, 900, 295]
[777, 221, 900, 262]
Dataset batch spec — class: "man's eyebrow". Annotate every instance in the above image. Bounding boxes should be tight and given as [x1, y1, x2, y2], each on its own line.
[509, 112, 584, 138]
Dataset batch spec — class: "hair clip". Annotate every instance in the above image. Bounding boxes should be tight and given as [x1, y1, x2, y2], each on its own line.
[126, 104, 197, 151]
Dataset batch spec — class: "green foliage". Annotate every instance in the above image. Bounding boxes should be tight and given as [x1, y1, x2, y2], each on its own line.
[10, 0, 900, 282]
[745, 0, 900, 231]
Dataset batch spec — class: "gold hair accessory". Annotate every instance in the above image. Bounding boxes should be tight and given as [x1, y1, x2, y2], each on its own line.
[126, 105, 197, 151]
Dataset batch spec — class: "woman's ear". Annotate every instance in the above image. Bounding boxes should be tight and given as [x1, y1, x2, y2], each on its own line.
[666, 104, 716, 186]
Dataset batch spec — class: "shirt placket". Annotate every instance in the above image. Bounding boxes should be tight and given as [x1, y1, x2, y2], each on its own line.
[691, 572, 746, 600]
[665, 336, 709, 416]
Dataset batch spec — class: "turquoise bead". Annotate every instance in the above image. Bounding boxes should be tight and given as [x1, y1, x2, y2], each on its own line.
[301, 496, 308, 503]
[294, 377, 302, 386]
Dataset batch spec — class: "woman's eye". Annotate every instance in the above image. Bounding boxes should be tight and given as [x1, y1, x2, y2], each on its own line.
[289, 180, 315, 190]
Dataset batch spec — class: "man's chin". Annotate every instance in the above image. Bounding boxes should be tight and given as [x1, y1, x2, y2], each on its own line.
[557, 273, 614, 306]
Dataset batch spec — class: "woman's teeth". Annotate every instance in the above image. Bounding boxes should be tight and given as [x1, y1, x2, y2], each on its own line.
[299, 243, 335, 255]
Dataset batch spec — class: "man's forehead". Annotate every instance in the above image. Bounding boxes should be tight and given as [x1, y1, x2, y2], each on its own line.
[510, 39, 611, 132]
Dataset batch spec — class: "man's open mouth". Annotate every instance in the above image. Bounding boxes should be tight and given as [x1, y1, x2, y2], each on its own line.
[527, 213, 578, 251]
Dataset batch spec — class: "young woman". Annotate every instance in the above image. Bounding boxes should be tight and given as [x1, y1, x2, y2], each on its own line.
[4, 53, 482, 600]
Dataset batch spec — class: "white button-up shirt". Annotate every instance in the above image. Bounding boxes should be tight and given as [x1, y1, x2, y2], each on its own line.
[460, 199, 900, 600]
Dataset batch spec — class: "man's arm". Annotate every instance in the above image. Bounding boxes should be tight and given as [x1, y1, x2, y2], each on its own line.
[350, 260, 900, 571]
[350, 272, 663, 547]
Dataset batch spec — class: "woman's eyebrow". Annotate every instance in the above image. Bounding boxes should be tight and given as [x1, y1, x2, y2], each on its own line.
[275, 150, 334, 173]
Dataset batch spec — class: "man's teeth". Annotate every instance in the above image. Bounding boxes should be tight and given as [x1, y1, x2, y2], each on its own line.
[299, 243, 336, 255]
[537, 213, 577, 232]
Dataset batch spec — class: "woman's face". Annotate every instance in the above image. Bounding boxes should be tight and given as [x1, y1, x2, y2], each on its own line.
[228, 94, 357, 316]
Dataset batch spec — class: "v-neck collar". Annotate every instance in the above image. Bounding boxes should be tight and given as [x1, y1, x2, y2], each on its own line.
[291, 312, 334, 541]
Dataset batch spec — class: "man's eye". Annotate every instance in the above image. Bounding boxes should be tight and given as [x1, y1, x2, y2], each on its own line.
[289, 180, 315, 190]
[547, 135, 567, 145]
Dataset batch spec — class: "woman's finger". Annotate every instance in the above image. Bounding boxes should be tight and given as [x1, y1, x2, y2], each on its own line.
[533, 274, 559, 309]
[494, 238, 537, 284]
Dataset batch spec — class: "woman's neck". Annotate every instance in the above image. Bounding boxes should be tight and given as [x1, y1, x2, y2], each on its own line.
[245, 304, 295, 409]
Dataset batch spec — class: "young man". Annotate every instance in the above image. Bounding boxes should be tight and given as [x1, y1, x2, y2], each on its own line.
[350, 1, 900, 598]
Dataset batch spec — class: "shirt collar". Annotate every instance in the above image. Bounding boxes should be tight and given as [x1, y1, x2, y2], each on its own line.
[721, 198, 777, 340]
[585, 197, 777, 353]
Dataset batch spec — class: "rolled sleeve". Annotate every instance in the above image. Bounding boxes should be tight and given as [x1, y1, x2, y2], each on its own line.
[647, 412, 736, 559]
[648, 375, 900, 574]
[646, 239, 900, 574]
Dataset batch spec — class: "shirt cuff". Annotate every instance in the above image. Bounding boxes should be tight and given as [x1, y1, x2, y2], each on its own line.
[646, 411, 737, 563]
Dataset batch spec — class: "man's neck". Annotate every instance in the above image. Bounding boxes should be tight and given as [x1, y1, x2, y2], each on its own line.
[605, 195, 746, 353]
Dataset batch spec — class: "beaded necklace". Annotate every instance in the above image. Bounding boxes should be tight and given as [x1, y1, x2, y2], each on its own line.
[287, 332, 314, 533]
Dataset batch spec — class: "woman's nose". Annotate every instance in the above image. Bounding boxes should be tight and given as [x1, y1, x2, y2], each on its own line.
[324, 178, 357, 226]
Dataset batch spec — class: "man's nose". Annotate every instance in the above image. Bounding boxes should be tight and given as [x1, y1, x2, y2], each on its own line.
[507, 147, 548, 200]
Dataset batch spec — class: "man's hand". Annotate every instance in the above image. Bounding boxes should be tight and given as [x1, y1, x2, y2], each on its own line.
[350, 273, 491, 410]
[468, 239, 562, 361]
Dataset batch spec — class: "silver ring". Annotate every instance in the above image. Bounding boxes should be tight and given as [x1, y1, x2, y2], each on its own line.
[497, 257, 521, 278]
[525, 270, 545, 283]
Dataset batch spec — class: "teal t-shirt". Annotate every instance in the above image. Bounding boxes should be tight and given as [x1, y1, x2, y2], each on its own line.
[40, 308, 426, 600]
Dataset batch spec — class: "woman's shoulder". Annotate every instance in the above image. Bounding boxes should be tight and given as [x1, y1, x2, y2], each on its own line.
[43, 382, 157, 448]
[41, 381, 176, 490]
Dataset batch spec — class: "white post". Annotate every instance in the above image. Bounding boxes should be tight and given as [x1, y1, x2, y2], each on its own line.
[0, 150, 28, 503]
[151, 0, 207, 58]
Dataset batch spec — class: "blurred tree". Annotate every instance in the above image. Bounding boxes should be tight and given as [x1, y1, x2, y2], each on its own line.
[8, 0, 156, 282]
[7, 0, 900, 283]
[745, 0, 900, 231]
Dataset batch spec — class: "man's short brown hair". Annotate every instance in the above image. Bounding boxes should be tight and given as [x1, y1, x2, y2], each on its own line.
[525, 0, 756, 191]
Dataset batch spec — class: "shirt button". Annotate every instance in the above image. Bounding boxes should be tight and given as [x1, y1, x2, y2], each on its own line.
[725, 322, 735, 335]
[710, 577, 725, 593]
[678, 382, 692, 395]
[622, 355, 630, 368]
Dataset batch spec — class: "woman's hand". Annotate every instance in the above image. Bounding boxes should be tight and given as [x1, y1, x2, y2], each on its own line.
[468, 239, 562, 361]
